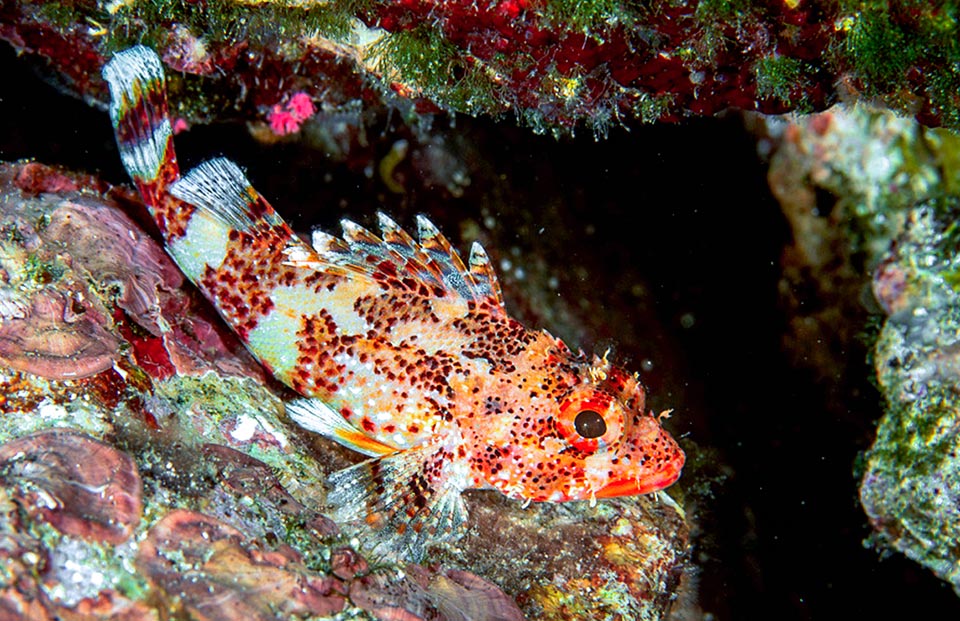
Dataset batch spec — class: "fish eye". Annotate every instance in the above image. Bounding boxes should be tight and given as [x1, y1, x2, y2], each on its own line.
[556, 388, 625, 453]
[574, 410, 607, 438]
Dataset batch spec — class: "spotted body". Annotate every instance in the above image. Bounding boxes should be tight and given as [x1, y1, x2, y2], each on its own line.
[104, 47, 685, 558]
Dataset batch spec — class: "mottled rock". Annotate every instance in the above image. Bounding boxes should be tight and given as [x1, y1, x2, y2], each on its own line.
[753, 104, 960, 594]
[7, 0, 960, 136]
[861, 199, 960, 592]
[0, 162, 264, 384]
[445, 492, 687, 620]
[137, 510, 347, 621]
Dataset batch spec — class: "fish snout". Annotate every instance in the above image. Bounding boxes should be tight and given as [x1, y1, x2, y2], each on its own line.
[595, 418, 685, 498]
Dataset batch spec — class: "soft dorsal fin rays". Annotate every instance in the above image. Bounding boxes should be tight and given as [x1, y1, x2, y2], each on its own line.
[326, 443, 469, 560]
[170, 158, 287, 234]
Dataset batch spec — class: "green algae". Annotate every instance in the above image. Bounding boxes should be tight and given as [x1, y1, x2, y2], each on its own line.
[0, 387, 114, 444]
[540, 0, 629, 32]
[834, 1, 960, 129]
[147, 373, 328, 499]
[368, 25, 503, 118]
[862, 196, 960, 589]
[755, 55, 812, 108]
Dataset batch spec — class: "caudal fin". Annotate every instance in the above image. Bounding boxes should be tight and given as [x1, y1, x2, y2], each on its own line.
[103, 46, 184, 235]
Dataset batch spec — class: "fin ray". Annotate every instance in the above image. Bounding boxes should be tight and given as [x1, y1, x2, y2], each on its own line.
[302, 213, 505, 313]
[286, 398, 396, 457]
[327, 444, 468, 560]
[468, 241, 504, 307]
[103, 45, 177, 186]
[170, 158, 287, 235]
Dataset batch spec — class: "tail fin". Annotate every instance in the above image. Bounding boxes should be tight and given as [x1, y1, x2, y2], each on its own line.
[103, 46, 184, 234]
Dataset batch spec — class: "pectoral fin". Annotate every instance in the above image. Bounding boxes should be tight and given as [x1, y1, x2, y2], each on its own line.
[286, 398, 396, 457]
[327, 443, 468, 560]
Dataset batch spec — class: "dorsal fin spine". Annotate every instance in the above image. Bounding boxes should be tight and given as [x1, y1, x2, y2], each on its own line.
[302, 214, 506, 310]
[415, 215, 473, 300]
[377, 212, 447, 289]
[468, 241, 504, 306]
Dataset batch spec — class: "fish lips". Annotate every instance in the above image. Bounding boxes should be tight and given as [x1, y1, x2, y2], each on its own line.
[593, 449, 685, 498]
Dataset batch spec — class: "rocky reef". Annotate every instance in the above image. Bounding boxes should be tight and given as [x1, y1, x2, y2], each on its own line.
[6, 0, 960, 617]
[751, 104, 960, 596]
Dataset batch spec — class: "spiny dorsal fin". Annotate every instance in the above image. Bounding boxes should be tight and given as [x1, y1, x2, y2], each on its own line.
[302, 213, 505, 313]
[416, 215, 473, 300]
[376, 212, 451, 291]
[170, 158, 287, 235]
[310, 228, 351, 256]
[326, 443, 468, 561]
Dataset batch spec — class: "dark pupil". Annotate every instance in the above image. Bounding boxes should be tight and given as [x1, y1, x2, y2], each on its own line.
[574, 410, 606, 438]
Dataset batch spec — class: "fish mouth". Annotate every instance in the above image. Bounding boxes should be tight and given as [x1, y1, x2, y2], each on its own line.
[594, 453, 685, 499]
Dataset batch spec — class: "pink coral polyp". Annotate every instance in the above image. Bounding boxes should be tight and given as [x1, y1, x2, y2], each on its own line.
[268, 92, 315, 136]
[287, 92, 315, 120]
[269, 106, 302, 135]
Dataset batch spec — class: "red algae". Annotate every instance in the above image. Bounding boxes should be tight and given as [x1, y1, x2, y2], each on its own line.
[4, 0, 960, 138]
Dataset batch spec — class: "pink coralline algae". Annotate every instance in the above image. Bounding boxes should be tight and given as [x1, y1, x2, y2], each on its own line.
[135, 508, 527, 621]
[269, 92, 316, 136]
[42, 199, 183, 337]
[0, 429, 142, 543]
[137, 510, 348, 621]
[0, 289, 121, 380]
[360, 564, 525, 621]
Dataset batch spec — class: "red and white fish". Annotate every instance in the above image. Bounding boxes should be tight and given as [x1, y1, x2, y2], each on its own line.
[103, 46, 685, 558]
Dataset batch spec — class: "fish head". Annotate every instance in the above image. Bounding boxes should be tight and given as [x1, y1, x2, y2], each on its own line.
[479, 349, 685, 503]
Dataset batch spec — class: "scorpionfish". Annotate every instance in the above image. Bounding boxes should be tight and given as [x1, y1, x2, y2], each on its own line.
[103, 46, 685, 557]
